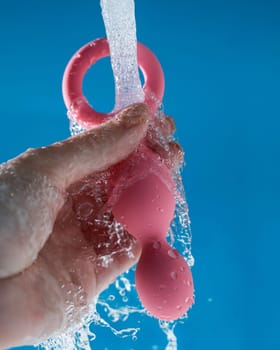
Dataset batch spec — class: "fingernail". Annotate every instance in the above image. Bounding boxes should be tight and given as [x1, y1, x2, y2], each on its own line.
[120, 103, 150, 128]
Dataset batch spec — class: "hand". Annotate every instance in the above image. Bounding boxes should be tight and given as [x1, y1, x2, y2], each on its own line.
[0, 104, 182, 349]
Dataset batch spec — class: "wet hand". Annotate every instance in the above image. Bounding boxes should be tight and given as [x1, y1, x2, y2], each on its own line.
[0, 104, 182, 348]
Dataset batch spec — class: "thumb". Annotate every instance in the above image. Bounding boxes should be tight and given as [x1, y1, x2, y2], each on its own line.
[34, 103, 150, 190]
[0, 104, 149, 278]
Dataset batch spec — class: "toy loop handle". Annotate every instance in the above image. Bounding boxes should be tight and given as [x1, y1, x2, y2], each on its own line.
[62, 38, 165, 129]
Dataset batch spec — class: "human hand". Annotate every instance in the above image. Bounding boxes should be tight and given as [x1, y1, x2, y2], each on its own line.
[0, 104, 182, 349]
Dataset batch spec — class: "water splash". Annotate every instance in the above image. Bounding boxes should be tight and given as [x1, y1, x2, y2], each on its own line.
[159, 321, 177, 350]
[38, 304, 97, 350]
[38, 106, 193, 350]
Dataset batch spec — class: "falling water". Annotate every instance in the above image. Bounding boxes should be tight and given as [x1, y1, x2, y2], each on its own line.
[100, 0, 144, 111]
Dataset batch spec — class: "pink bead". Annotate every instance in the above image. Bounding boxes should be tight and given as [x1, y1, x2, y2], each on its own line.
[112, 146, 194, 320]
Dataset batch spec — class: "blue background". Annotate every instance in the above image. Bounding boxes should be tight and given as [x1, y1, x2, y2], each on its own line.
[0, 0, 279, 349]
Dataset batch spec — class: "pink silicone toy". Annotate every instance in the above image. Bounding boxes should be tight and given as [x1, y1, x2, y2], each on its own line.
[62, 38, 194, 321]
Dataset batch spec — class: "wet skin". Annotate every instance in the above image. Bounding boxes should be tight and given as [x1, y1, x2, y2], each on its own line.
[0, 104, 182, 349]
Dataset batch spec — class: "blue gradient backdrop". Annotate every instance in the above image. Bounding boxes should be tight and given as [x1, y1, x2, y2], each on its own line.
[0, 1, 279, 349]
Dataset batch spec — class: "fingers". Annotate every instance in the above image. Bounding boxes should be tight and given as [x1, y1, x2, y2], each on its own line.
[0, 104, 149, 279]
[89, 223, 141, 295]
[33, 103, 150, 190]
[156, 141, 184, 171]
[146, 114, 184, 171]
[67, 181, 141, 296]
[0, 196, 140, 348]
[152, 115, 176, 140]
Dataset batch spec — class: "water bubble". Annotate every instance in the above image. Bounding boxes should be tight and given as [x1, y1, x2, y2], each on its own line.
[69, 120, 85, 136]
[76, 201, 94, 219]
[153, 241, 161, 250]
[127, 250, 135, 259]
[183, 280, 192, 287]
[176, 305, 183, 310]
[170, 271, 178, 280]
[117, 276, 132, 292]
[168, 249, 178, 259]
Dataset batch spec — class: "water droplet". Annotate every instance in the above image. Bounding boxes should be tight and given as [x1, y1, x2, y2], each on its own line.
[69, 120, 85, 136]
[170, 271, 178, 280]
[108, 295, 115, 301]
[187, 254, 195, 267]
[158, 207, 164, 213]
[157, 305, 163, 310]
[76, 201, 94, 219]
[183, 279, 192, 287]
[168, 249, 178, 259]
[185, 297, 190, 304]
[180, 266, 186, 272]
[153, 241, 161, 250]
[176, 305, 183, 310]
[159, 284, 167, 291]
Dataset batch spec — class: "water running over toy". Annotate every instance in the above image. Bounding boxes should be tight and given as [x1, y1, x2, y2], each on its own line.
[62, 24, 194, 324]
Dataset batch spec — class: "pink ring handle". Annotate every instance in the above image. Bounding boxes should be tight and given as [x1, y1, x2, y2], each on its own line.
[62, 37, 165, 128]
